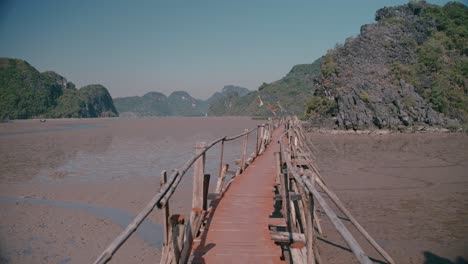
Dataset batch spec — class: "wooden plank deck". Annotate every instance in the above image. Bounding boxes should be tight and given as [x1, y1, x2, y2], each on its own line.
[192, 128, 285, 264]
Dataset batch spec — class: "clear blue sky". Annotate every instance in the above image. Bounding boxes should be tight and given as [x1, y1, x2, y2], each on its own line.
[0, 0, 462, 99]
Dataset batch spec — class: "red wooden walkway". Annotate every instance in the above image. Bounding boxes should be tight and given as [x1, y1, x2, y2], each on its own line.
[192, 128, 284, 264]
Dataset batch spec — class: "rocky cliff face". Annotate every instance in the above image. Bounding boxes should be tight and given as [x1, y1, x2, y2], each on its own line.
[307, 2, 467, 130]
[0, 58, 118, 119]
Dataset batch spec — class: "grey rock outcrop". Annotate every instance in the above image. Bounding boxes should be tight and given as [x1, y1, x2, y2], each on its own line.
[313, 2, 452, 130]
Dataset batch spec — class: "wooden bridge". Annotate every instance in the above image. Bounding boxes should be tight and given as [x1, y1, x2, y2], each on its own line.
[93, 117, 395, 264]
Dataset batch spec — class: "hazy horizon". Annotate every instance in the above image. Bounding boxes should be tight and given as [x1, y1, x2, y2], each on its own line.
[0, 0, 461, 100]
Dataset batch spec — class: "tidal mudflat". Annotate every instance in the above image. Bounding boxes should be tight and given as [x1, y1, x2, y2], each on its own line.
[1, 118, 466, 264]
[0, 117, 262, 264]
[308, 132, 468, 264]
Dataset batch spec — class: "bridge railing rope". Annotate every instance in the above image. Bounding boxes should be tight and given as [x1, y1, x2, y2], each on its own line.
[274, 116, 395, 264]
[93, 117, 282, 264]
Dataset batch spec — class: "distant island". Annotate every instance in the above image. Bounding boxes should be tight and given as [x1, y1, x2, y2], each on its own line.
[113, 85, 250, 117]
[1, 1, 466, 131]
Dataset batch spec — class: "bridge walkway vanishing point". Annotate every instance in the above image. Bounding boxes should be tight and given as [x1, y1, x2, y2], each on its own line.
[191, 127, 284, 263]
[93, 117, 396, 264]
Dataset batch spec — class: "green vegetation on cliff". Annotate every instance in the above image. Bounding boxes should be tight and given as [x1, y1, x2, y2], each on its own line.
[0, 58, 118, 119]
[0, 59, 62, 119]
[416, 2, 468, 122]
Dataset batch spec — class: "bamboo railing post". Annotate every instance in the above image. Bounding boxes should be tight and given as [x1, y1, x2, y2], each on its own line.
[241, 128, 249, 172]
[215, 164, 228, 193]
[203, 174, 210, 211]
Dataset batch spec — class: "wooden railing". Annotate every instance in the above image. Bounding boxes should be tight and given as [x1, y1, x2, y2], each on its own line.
[93, 118, 280, 264]
[273, 117, 395, 264]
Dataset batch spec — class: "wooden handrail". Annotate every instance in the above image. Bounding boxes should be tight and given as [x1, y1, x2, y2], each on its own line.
[280, 141, 372, 264]
[276, 117, 395, 264]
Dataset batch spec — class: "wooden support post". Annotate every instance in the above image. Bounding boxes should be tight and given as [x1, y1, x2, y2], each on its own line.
[292, 181, 307, 234]
[203, 174, 210, 211]
[215, 164, 229, 193]
[305, 193, 315, 264]
[259, 126, 265, 155]
[274, 152, 281, 186]
[192, 142, 206, 208]
[289, 179, 299, 233]
[280, 158, 288, 218]
[269, 119, 273, 139]
[190, 142, 206, 234]
[218, 139, 225, 181]
[170, 215, 185, 264]
[255, 125, 259, 157]
[160, 170, 170, 247]
[241, 128, 249, 172]
[311, 171, 324, 235]
[180, 209, 204, 264]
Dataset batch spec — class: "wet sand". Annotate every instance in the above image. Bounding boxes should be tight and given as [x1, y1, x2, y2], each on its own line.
[0, 117, 262, 264]
[308, 132, 468, 264]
